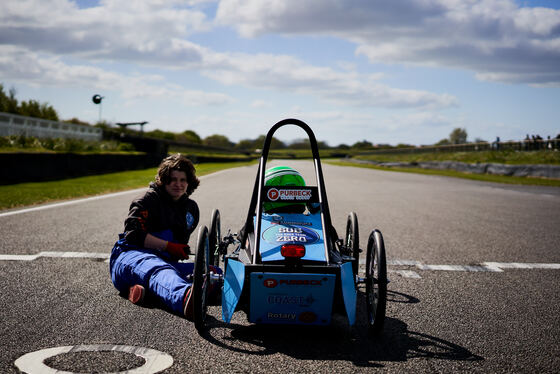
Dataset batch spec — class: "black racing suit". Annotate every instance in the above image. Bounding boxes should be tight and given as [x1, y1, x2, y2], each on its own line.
[123, 182, 199, 247]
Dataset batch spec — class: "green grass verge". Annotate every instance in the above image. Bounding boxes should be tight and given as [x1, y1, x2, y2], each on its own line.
[328, 160, 560, 187]
[0, 161, 255, 210]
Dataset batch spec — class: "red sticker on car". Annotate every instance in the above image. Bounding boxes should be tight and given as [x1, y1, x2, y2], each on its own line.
[267, 188, 279, 201]
[263, 278, 278, 288]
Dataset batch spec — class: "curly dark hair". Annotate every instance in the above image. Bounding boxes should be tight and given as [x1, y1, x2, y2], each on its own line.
[155, 154, 200, 196]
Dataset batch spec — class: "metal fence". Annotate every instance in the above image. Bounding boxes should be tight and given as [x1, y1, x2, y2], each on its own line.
[357, 138, 560, 155]
[0, 112, 102, 141]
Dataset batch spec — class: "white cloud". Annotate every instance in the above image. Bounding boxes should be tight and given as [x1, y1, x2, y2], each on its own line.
[0, 45, 122, 89]
[0, 0, 209, 65]
[384, 111, 458, 132]
[0, 0, 458, 110]
[0, 45, 233, 106]
[251, 100, 270, 108]
[201, 52, 457, 108]
[216, 0, 560, 86]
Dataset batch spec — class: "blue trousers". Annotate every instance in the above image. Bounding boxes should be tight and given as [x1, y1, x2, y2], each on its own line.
[110, 235, 194, 315]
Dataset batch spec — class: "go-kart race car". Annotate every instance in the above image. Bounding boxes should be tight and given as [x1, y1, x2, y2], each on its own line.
[191, 118, 388, 335]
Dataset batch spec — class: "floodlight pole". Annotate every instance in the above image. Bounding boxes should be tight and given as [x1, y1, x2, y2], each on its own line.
[92, 94, 104, 123]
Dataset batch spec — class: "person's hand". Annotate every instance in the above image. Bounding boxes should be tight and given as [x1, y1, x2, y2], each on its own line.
[165, 241, 190, 260]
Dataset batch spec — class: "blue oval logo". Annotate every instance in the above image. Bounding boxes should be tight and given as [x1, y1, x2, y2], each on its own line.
[262, 225, 320, 244]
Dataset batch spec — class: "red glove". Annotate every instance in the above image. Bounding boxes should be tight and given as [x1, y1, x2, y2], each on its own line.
[165, 241, 190, 260]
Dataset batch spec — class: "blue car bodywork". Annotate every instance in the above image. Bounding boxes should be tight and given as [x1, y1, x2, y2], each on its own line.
[222, 211, 357, 326]
[219, 119, 359, 327]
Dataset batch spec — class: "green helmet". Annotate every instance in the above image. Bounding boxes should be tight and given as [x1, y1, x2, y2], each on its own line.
[263, 166, 306, 213]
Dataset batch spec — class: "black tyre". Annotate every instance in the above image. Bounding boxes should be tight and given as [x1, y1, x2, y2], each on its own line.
[193, 226, 210, 332]
[208, 209, 221, 267]
[365, 229, 387, 335]
[345, 212, 360, 277]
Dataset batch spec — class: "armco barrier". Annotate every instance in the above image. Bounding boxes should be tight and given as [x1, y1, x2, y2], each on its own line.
[0, 153, 163, 185]
[356, 138, 560, 155]
[0, 153, 256, 185]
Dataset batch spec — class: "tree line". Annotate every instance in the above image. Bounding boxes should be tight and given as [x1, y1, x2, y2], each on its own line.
[0, 84, 59, 121]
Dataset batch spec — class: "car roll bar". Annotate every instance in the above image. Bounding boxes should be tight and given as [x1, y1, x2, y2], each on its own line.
[240, 118, 335, 265]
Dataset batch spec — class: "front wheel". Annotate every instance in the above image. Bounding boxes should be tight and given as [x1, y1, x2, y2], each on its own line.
[208, 209, 221, 267]
[365, 229, 387, 335]
[345, 212, 360, 277]
[193, 226, 210, 332]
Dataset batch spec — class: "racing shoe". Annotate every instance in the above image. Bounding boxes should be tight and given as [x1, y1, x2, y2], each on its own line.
[128, 284, 145, 304]
[183, 287, 194, 321]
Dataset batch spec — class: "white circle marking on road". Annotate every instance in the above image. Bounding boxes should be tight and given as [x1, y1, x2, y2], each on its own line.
[14, 344, 173, 374]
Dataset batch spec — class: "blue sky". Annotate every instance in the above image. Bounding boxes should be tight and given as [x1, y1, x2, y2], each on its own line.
[1, 0, 559, 146]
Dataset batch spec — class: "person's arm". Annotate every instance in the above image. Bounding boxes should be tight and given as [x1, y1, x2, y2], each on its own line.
[124, 190, 189, 259]
[124, 195, 154, 247]
[144, 233, 190, 259]
[143, 233, 168, 251]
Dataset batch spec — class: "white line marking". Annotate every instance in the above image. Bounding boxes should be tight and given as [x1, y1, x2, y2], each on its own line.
[14, 344, 173, 374]
[417, 264, 465, 271]
[463, 265, 503, 272]
[416, 264, 504, 272]
[2, 254, 559, 277]
[0, 252, 109, 261]
[0, 254, 39, 261]
[481, 263, 504, 272]
[389, 269, 422, 279]
[483, 262, 560, 270]
[528, 263, 560, 269]
[388, 260, 422, 266]
[0, 188, 147, 218]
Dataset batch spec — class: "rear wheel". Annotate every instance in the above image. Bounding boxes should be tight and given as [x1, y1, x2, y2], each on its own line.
[365, 229, 387, 335]
[193, 226, 210, 332]
[208, 209, 221, 267]
[345, 212, 360, 277]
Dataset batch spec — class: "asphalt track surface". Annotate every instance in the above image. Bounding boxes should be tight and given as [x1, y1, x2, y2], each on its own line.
[1, 160, 559, 373]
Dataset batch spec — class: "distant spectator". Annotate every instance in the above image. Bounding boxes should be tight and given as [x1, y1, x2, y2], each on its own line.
[493, 136, 500, 151]
[535, 135, 543, 150]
